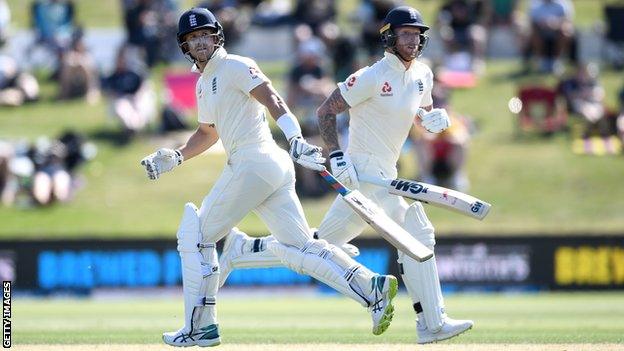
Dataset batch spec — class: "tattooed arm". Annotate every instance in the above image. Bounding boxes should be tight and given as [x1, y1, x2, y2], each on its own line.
[316, 88, 351, 153]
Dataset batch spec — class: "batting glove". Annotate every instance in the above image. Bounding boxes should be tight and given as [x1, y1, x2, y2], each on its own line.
[289, 137, 326, 172]
[140, 148, 183, 180]
[418, 108, 451, 134]
[329, 150, 359, 189]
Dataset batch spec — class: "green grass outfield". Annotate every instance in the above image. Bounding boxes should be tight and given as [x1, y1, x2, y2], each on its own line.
[2, 0, 624, 238]
[10, 292, 624, 347]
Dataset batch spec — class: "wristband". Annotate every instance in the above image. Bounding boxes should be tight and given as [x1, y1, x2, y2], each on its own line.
[174, 149, 184, 165]
[329, 150, 344, 158]
[276, 112, 303, 141]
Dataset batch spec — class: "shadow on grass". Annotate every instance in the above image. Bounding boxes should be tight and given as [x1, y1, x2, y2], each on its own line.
[87, 128, 136, 147]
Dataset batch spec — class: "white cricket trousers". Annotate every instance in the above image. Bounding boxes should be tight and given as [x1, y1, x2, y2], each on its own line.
[317, 152, 434, 245]
[198, 142, 311, 247]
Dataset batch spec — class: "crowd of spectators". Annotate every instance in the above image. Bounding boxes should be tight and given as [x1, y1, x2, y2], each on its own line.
[2, 0, 624, 205]
[0, 132, 96, 208]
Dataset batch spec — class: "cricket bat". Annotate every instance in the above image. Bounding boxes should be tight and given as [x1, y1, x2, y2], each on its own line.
[358, 174, 491, 220]
[319, 169, 433, 262]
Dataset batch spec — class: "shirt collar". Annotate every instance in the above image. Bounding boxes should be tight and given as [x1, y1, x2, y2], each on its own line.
[191, 47, 227, 74]
[384, 51, 415, 72]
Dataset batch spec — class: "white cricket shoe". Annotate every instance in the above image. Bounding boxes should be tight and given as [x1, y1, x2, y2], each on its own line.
[218, 229, 249, 287]
[417, 317, 473, 344]
[368, 275, 398, 335]
[162, 324, 221, 347]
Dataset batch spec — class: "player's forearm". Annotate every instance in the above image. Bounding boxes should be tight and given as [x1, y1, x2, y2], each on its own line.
[317, 112, 340, 152]
[316, 88, 350, 152]
[178, 126, 218, 161]
[250, 82, 290, 120]
[265, 94, 290, 120]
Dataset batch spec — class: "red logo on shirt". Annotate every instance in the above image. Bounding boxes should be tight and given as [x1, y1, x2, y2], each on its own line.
[346, 76, 356, 88]
[381, 81, 393, 96]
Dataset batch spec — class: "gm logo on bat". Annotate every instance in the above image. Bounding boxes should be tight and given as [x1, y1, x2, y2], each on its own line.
[390, 180, 428, 194]
[471, 202, 484, 213]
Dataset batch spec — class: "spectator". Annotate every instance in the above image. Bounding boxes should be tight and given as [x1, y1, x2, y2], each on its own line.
[318, 21, 359, 82]
[0, 140, 36, 207]
[101, 46, 156, 140]
[286, 38, 335, 198]
[411, 79, 472, 191]
[486, 0, 521, 26]
[0, 54, 40, 106]
[28, 131, 96, 206]
[29, 137, 71, 205]
[525, 0, 575, 74]
[292, 0, 335, 34]
[483, 0, 526, 58]
[557, 63, 613, 138]
[124, 0, 178, 66]
[0, 140, 15, 206]
[250, 0, 292, 27]
[603, 4, 624, 70]
[437, 0, 488, 73]
[198, 0, 250, 49]
[0, 0, 10, 47]
[286, 38, 333, 127]
[57, 32, 100, 104]
[357, 0, 399, 62]
[31, 0, 77, 53]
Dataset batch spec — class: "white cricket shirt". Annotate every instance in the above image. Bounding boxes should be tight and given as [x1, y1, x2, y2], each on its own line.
[195, 48, 273, 156]
[338, 51, 433, 163]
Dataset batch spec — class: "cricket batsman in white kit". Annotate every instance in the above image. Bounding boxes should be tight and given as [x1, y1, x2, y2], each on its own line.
[140, 7, 400, 347]
[218, 6, 474, 344]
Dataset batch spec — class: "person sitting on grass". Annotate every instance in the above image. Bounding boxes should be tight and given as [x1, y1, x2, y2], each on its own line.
[101, 45, 156, 141]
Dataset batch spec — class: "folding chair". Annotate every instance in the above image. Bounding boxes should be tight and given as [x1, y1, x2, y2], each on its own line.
[516, 86, 568, 135]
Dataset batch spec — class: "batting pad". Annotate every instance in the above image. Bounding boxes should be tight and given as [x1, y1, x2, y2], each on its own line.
[176, 203, 219, 330]
[400, 253, 445, 332]
[268, 239, 374, 307]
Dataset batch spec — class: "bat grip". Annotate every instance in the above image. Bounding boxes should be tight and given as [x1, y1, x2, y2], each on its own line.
[319, 169, 350, 196]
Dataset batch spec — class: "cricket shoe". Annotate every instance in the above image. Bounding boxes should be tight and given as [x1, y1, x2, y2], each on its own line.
[417, 317, 473, 344]
[218, 228, 249, 287]
[162, 324, 221, 347]
[368, 274, 398, 335]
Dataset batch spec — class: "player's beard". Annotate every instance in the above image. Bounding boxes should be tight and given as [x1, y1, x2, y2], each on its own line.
[188, 36, 217, 63]
[192, 45, 215, 63]
[396, 42, 418, 61]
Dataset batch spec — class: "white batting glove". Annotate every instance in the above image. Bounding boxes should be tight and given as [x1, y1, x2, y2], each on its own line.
[329, 150, 359, 189]
[140, 148, 183, 180]
[418, 108, 451, 133]
[289, 137, 326, 172]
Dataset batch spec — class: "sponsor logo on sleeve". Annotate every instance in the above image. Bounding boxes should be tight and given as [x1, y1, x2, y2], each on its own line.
[346, 76, 356, 89]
